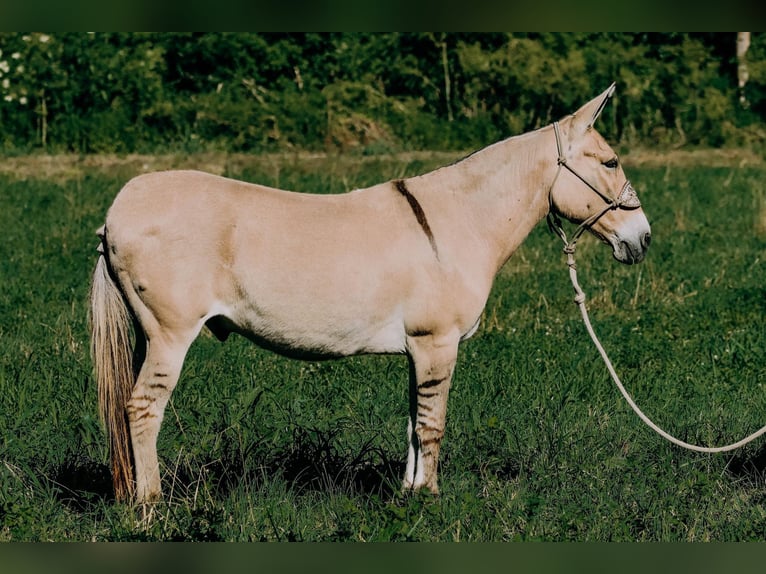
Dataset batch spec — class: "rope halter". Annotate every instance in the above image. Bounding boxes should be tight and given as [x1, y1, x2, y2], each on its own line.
[547, 121, 641, 252]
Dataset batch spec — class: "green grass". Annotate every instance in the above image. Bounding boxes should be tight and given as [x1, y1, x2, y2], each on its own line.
[0, 153, 765, 541]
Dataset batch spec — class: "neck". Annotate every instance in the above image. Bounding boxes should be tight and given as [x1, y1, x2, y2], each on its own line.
[418, 123, 558, 275]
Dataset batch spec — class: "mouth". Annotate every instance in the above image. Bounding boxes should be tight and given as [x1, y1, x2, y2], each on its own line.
[613, 232, 651, 265]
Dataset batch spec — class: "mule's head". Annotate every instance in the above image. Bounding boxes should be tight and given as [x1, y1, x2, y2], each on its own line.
[549, 84, 651, 264]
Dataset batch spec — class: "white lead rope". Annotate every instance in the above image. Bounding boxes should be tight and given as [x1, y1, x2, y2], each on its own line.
[548, 117, 765, 452]
[564, 245, 766, 454]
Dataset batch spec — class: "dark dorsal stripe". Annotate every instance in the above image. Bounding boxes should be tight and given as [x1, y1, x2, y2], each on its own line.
[394, 179, 438, 257]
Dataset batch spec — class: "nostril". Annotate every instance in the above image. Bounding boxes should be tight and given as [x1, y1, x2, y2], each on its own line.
[642, 232, 652, 249]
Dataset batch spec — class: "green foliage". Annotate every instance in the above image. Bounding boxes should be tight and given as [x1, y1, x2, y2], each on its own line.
[0, 152, 765, 541]
[0, 33, 764, 153]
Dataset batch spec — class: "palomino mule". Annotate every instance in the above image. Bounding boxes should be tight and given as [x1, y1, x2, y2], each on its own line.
[90, 85, 651, 503]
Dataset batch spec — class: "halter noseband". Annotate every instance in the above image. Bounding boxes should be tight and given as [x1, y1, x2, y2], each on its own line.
[547, 121, 640, 248]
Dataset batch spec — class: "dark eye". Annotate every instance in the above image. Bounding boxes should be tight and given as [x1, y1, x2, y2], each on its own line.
[603, 157, 619, 169]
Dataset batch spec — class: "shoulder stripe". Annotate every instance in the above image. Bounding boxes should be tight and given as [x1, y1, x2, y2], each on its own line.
[394, 179, 438, 258]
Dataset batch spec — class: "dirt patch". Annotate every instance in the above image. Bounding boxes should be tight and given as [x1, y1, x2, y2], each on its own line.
[623, 147, 763, 168]
[0, 152, 331, 182]
[0, 148, 760, 182]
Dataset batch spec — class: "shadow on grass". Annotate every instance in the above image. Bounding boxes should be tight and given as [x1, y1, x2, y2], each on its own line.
[203, 425, 405, 500]
[726, 444, 766, 485]
[275, 427, 404, 497]
[50, 454, 114, 511]
[48, 426, 404, 518]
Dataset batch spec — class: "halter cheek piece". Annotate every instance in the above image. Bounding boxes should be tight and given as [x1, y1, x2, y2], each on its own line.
[547, 121, 640, 247]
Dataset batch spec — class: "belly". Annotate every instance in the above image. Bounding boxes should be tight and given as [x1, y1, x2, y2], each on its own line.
[214, 299, 408, 359]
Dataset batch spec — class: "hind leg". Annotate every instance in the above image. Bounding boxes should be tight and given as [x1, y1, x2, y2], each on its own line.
[128, 331, 196, 503]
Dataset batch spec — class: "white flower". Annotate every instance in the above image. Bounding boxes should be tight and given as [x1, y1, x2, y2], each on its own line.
[4, 94, 12, 102]
[2, 78, 9, 89]
[16, 65, 24, 74]
[0, 61, 10, 74]
[39, 34, 50, 43]
[19, 96, 27, 105]
[11, 52, 20, 60]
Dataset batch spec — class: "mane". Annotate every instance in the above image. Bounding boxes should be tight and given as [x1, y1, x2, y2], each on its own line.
[420, 122, 558, 195]
[433, 122, 557, 174]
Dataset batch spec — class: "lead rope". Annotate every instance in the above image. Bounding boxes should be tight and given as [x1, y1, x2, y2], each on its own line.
[561, 238, 766, 453]
[549, 118, 766, 452]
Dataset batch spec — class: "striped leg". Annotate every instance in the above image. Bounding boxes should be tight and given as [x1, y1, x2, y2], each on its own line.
[403, 331, 459, 494]
[127, 334, 192, 503]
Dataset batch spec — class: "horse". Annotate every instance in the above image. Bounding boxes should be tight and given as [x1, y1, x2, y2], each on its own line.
[89, 84, 651, 504]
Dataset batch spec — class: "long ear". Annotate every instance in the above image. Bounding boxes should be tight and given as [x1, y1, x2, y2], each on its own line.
[571, 82, 616, 133]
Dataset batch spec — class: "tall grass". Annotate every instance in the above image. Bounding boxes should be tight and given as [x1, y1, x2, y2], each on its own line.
[0, 153, 764, 541]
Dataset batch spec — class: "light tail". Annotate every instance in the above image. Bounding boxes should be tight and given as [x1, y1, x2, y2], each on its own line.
[89, 253, 135, 501]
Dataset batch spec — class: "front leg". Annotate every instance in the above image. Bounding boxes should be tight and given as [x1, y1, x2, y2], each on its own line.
[403, 330, 459, 494]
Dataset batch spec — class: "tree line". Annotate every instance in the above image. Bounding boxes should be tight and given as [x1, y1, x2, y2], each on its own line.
[0, 32, 763, 154]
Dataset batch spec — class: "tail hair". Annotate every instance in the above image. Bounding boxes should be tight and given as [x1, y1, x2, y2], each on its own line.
[89, 253, 135, 501]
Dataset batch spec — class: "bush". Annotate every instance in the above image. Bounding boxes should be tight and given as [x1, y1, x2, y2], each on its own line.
[0, 33, 763, 154]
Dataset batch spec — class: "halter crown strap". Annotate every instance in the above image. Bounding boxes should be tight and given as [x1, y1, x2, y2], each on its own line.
[554, 121, 566, 165]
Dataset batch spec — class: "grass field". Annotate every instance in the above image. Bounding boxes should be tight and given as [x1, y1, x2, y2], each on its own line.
[0, 150, 764, 541]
